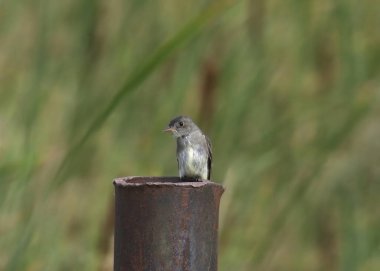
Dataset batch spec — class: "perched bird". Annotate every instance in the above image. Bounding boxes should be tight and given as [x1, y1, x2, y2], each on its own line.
[164, 116, 212, 180]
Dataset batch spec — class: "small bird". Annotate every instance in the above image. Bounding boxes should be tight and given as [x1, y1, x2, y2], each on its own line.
[164, 116, 212, 180]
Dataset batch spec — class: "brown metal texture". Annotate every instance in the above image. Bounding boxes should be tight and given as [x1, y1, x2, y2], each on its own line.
[113, 176, 224, 271]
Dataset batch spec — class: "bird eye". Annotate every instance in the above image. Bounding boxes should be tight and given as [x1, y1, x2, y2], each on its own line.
[179, 121, 184, 127]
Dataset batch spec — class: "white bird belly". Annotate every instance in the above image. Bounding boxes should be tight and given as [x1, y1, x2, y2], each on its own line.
[178, 147, 208, 179]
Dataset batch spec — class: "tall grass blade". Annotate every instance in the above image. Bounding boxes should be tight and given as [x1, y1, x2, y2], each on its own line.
[51, 1, 236, 188]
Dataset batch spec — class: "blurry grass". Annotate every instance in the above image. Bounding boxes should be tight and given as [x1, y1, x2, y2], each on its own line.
[52, 0, 236, 188]
[0, 0, 379, 270]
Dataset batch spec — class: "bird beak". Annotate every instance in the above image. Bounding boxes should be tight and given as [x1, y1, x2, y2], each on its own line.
[163, 127, 175, 133]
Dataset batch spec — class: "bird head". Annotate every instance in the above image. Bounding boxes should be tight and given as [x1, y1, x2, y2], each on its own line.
[164, 116, 199, 138]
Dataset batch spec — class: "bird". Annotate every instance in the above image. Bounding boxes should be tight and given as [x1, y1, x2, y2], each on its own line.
[164, 116, 212, 180]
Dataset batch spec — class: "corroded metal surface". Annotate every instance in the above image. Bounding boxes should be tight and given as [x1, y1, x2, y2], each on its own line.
[113, 176, 224, 271]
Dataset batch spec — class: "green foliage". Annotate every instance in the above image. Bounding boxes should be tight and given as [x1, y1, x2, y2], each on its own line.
[0, 0, 379, 270]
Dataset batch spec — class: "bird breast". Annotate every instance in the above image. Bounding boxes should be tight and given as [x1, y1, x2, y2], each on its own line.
[177, 141, 207, 178]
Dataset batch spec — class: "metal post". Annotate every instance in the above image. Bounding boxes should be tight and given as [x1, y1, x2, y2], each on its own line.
[113, 176, 224, 271]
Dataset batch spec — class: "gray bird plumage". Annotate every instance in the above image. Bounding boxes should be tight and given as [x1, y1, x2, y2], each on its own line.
[164, 116, 212, 180]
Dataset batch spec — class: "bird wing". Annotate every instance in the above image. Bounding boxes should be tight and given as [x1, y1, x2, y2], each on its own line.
[205, 135, 212, 180]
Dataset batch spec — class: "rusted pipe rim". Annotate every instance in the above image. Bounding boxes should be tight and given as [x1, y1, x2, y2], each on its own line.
[113, 176, 224, 190]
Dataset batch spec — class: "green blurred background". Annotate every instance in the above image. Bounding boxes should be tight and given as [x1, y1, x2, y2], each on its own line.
[0, 0, 379, 270]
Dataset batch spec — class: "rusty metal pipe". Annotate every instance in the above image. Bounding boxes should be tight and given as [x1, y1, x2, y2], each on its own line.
[113, 176, 224, 271]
